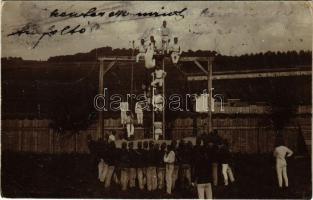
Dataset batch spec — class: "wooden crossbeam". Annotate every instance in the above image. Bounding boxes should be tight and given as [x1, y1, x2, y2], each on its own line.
[104, 61, 116, 74]
[194, 60, 208, 75]
[98, 56, 210, 62]
[99, 56, 135, 61]
[180, 57, 209, 62]
[187, 70, 312, 81]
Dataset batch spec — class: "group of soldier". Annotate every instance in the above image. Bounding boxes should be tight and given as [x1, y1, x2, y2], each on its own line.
[87, 130, 235, 198]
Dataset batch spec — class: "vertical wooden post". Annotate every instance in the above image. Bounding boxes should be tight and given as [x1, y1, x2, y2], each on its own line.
[208, 57, 213, 133]
[130, 41, 135, 109]
[18, 120, 23, 152]
[162, 58, 165, 139]
[98, 59, 115, 140]
[152, 77, 155, 140]
[50, 128, 54, 154]
[34, 119, 38, 152]
[99, 60, 104, 139]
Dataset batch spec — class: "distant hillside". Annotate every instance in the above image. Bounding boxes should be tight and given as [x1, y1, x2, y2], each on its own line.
[2, 48, 311, 71]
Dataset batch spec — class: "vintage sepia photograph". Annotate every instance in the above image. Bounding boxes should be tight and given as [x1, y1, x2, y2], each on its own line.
[1, 1, 312, 199]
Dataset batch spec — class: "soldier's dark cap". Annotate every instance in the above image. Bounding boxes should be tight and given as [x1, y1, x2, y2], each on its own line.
[122, 141, 127, 147]
[137, 142, 142, 148]
[128, 141, 134, 147]
[109, 141, 116, 147]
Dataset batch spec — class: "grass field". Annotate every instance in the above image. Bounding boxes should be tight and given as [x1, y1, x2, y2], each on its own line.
[1, 152, 311, 199]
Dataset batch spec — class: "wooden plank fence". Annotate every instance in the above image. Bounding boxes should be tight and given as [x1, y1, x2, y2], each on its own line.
[2, 113, 311, 154]
[1, 105, 311, 154]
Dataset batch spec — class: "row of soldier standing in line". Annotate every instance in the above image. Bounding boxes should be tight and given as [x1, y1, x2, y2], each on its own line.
[87, 130, 235, 198]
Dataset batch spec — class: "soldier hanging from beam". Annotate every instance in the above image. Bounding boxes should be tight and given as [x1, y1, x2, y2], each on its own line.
[151, 65, 167, 88]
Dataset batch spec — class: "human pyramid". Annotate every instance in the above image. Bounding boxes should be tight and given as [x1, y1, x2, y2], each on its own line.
[122, 20, 182, 141]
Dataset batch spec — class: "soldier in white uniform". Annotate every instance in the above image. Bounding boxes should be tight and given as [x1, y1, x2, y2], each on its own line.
[136, 39, 147, 62]
[164, 144, 175, 194]
[169, 37, 182, 64]
[151, 65, 167, 88]
[154, 122, 163, 140]
[153, 89, 164, 113]
[145, 36, 157, 69]
[135, 101, 144, 125]
[120, 102, 129, 125]
[161, 20, 171, 53]
[273, 140, 293, 188]
[125, 111, 135, 139]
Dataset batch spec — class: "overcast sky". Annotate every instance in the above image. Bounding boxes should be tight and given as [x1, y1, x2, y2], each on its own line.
[2, 1, 312, 60]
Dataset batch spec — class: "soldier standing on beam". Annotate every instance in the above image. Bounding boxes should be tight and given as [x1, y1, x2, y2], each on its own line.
[161, 20, 171, 54]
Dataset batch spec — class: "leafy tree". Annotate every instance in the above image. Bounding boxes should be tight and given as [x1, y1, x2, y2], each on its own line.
[267, 79, 298, 133]
[48, 79, 97, 151]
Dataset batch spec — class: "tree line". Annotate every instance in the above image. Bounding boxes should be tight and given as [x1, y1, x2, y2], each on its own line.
[3, 48, 311, 71]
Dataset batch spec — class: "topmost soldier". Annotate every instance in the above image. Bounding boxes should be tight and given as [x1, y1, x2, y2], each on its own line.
[161, 20, 171, 53]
